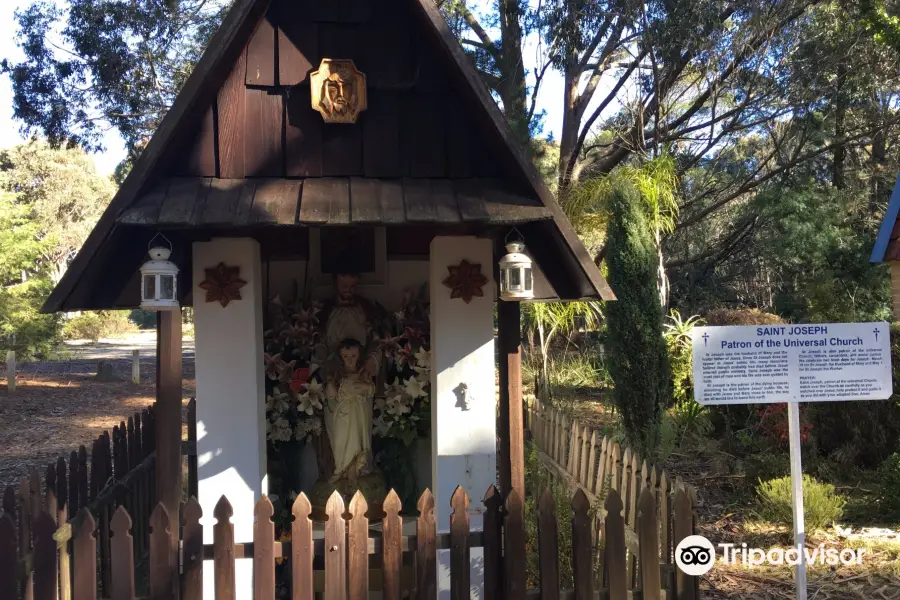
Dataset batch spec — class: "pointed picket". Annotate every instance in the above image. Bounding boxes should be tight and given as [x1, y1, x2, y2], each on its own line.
[324, 491, 346, 600]
[73, 509, 96, 600]
[149, 503, 173, 599]
[291, 493, 313, 600]
[482, 486, 503, 600]
[416, 489, 437, 600]
[182, 497, 203, 600]
[110, 506, 135, 600]
[449, 487, 470, 600]
[605, 490, 627, 600]
[213, 496, 235, 600]
[571, 490, 593, 600]
[383, 490, 403, 600]
[254, 496, 276, 599]
[537, 489, 559, 600]
[348, 491, 369, 600]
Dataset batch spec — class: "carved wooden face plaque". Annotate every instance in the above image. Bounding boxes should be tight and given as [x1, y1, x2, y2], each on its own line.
[310, 59, 367, 124]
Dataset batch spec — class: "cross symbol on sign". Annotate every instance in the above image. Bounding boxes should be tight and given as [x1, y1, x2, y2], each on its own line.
[702, 333, 710, 347]
[874, 328, 881, 342]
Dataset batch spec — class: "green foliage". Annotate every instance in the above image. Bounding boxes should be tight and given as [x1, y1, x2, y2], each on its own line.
[0, 140, 115, 283]
[664, 310, 703, 404]
[564, 153, 679, 257]
[2, 0, 227, 152]
[756, 474, 847, 531]
[0, 191, 61, 359]
[523, 442, 573, 590]
[129, 309, 158, 329]
[878, 452, 900, 516]
[605, 179, 671, 454]
[62, 311, 135, 341]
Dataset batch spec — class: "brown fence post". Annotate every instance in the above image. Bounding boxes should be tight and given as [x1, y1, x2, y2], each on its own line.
[348, 492, 369, 600]
[0, 513, 16, 600]
[572, 490, 593, 600]
[110, 506, 136, 600]
[18, 477, 34, 600]
[149, 503, 172, 600]
[56, 457, 70, 600]
[449, 487, 470, 600]
[68, 451, 79, 517]
[33, 512, 57, 600]
[324, 491, 346, 600]
[383, 490, 403, 600]
[292, 493, 314, 600]
[182, 498, 203, 600]
[482, 486, 503, 600]
[674, 487, 696, 600]
[639, 488, 661, 600]
[187, 399, 199, 498]
[504, 489, 526, 600]
[213, 497, 236, 600]
[605, 490, 627, 600]
[73, 509, 96, 600]
[416, 490, 436, 600]
[537, 489, 560, 600]
[254, 496, 276, 600]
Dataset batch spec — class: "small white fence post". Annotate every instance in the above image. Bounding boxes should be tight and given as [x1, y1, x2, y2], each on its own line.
[6, 350, 15, 393]
[132, 349, 140, 385]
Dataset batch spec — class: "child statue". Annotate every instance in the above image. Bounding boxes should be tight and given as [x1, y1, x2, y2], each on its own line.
[324, 338, 375, 485]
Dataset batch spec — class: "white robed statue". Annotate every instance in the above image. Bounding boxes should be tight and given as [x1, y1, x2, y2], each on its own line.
[324, 338, 375, 484]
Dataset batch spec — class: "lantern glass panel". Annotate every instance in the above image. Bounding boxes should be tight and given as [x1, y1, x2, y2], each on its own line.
[509, 267, 521, 289]
[160, 275, 175, 300]
[500, 268, 507, 292]
[143, 275, 157, 300]
[524, 267, 533, 290]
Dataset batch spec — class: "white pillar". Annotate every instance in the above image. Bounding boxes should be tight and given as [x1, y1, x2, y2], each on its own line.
[429, 236, 496, 600]
[193, 238, 266, 600]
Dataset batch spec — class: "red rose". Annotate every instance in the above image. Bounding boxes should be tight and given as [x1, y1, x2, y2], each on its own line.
[289, 368, 311, 392]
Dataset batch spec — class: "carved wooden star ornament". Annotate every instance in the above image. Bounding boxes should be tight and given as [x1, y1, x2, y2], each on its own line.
[198, 263, 247, 307]
[442, 260, 489, 304]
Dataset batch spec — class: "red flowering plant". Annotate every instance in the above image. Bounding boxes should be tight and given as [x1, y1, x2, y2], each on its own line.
[757, 403, 813, 445]
[263, 293, 326, 446]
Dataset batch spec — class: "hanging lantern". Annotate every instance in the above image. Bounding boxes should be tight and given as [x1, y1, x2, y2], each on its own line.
[499, 239, 534, 300]
[139, 235, 179, 311]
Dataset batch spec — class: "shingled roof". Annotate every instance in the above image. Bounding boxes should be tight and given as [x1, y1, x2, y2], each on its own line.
[43, 0, 614, 311]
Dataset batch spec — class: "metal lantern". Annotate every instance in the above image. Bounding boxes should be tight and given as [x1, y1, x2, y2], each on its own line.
[140, 236, 179, 311]
[499, 240, 534, 300]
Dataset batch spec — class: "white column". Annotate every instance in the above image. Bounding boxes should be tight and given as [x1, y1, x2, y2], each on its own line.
[429, 236, 496, 600]
[193, 238, 266, 600]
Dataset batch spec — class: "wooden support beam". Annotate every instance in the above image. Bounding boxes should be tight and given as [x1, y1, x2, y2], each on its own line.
[498, 301, 524, 500]
[156, 310, 182, 599]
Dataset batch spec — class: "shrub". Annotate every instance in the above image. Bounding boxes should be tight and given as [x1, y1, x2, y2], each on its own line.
[756, 474, 846, 531]
[523, 441, 573, 590]
[62, 311, 135, 341]
[605, 179, 670, 454]
[705, 308, 785, 326]
[878, 453, 900, 516]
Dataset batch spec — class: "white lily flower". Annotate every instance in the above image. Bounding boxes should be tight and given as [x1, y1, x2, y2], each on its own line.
[297, 391, 322, 415]
[305, 379, 324, 398]
[413, 347, 431, 373]
[404, 376, 426, 398]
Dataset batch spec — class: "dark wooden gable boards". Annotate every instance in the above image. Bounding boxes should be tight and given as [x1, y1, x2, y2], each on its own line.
[173, 0, 499, 181]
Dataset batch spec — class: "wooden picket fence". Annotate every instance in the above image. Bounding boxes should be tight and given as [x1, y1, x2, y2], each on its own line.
[0, 403, 162, 600]
[526, 396, 700, 599]
[0, 481, 698, 600]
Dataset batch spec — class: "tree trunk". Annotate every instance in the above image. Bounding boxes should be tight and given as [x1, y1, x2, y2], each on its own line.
[558, 71, 582, 194]
[832, 64, 847, 189]
[497, 0, 529, 144]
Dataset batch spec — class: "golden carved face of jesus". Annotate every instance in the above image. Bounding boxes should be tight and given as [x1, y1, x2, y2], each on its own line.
[310, 59, 367, 124]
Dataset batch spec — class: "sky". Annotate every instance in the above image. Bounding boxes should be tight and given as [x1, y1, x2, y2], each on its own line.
[0, 0, 614, 177]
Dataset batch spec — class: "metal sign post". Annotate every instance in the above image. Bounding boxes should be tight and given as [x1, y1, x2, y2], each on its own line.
[787, 401, 807, 600]
[692, 322, 893, 600]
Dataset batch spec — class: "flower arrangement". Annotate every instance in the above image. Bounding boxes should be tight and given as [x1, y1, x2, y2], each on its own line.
[263, 295, 326, 445]
[375, 284, 432, 446]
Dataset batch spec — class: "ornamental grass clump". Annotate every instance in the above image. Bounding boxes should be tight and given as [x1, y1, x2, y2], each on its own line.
[756, 474, 846, 531]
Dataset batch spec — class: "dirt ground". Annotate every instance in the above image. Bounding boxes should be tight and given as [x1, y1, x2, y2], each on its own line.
[0, 337, 195, 491]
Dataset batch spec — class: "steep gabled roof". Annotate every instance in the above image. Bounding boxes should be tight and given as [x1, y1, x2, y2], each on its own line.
[43, 0, 614, 312]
